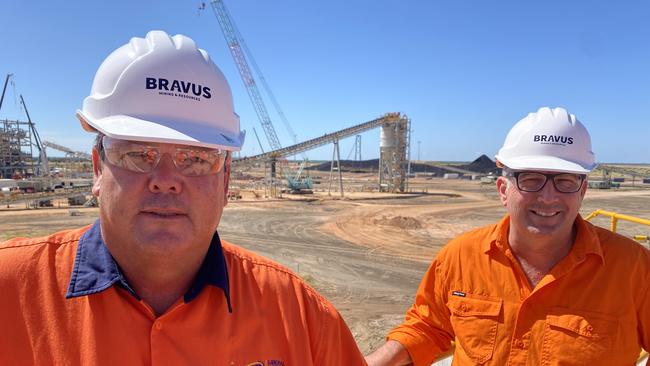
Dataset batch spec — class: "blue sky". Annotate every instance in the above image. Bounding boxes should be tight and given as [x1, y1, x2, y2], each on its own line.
[1, 0, 648, 162]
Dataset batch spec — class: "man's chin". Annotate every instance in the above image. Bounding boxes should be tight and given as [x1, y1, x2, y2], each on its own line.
[131, 232, 192, 253]
[524, 222, 567, 238]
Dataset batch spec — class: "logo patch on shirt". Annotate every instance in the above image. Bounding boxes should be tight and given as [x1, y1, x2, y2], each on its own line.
[245, 361, 285, 366]
[452, 290, 466, 297]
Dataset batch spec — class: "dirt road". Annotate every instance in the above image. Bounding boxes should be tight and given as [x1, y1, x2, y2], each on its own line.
[2, 179, 649, 354]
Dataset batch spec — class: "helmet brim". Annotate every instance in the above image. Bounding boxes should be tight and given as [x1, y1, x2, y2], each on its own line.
[495, 154, 596, 174]
[77, 110, 245, 151]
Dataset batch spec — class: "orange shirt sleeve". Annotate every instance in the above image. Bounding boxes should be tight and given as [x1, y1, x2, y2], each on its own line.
[387, 255, 454, 366]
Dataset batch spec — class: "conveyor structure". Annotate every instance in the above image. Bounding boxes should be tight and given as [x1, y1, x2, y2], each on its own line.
[42, 141, 91, 160]
[235, 112, 411, 192]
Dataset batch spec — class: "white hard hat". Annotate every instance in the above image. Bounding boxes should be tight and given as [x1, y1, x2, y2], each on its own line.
[77, 30, 245, 151]
[495, 107, 596, 174]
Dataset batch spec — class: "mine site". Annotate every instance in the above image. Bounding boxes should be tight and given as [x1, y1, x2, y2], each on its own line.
[3, 1, 650, 364]
[2, 153, 650, 355]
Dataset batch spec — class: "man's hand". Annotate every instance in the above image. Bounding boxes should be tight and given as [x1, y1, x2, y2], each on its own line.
[365, 340, 413, 366]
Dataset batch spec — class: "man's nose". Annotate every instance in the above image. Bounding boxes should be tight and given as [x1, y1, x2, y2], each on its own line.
[536, 178, 560, 202]
[147, 154, 183, 194]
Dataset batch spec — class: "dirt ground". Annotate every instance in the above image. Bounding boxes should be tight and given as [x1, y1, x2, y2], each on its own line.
[1, 177, 650, 354]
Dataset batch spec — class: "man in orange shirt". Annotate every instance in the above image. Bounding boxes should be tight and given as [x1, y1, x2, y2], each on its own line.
[366, 107, 650, 365]
[0, 30, 366, 365]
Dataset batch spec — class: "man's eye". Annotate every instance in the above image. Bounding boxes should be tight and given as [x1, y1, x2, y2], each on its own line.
[175, 152, 189, 164]
[143, 150, 158, 162]
[520, 176, 542, 183]
[180, 150, 210, 163]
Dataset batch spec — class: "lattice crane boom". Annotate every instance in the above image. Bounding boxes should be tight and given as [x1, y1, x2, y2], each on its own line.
[209, 0, 283, 152]
[19, 94, 49, 177]
[0, 74, 14, 113]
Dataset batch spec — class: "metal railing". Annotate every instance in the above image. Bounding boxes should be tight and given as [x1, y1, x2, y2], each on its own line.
[584, 209, 650, 245]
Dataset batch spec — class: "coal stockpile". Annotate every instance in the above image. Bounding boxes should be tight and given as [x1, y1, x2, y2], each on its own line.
[406, 163, 451, 175]
[306, 159, 448, 174]
[306, 159, 381, 172]
[457, 155, 500, 174]
[307, 155, 500, 175]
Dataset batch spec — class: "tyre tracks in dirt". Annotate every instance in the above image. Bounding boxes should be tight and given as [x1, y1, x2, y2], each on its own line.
[218, 192, 504, 353]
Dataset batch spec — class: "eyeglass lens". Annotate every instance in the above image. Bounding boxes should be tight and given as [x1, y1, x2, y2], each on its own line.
[102, 137, 227, 176]
[515, 172, 584, 193]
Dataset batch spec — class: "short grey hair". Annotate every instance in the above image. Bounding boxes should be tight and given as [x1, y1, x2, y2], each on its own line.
[500, 166, 514, 189]
[93, 133, 106, 161]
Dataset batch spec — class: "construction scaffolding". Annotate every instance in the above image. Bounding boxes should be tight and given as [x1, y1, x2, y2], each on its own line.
[1, 74, 44, 180]
[1, 119, 35, 179]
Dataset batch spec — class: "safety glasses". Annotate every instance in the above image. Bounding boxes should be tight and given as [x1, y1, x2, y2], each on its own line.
[102, 136, 228, 176]
[509, 171, 586, 193]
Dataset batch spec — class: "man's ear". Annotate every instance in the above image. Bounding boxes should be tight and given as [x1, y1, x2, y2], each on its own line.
[91, 148, 102, 197]
[496, 176, 509, 207]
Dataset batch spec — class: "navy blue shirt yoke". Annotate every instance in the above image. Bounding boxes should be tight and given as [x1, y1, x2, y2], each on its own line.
[65, 219, 232, 312]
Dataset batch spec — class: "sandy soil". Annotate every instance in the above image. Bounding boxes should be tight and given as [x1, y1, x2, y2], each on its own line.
[2, 178, 649, 354]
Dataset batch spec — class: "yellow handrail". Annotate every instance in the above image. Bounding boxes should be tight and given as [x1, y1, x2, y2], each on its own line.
[584, 209, 650, 234]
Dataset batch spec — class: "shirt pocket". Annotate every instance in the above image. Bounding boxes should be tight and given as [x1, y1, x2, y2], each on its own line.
[541, 310, 618, 366]
[448, 294, 502, 364]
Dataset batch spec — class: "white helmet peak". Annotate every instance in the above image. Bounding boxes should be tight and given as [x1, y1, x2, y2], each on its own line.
[495, 107, 596, 173]
[77, 30, 245, 151]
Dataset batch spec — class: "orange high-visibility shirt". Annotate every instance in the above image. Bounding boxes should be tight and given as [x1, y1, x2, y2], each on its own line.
[0, 221, 366, 365]
[388, 215, 650, 366]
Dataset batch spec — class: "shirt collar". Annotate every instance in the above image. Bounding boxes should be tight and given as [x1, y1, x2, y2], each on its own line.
[570, 214, 605, 264]
[485, 214, 605, 264]
[483, 215, 510, 254]
[66, 220, 232, 312]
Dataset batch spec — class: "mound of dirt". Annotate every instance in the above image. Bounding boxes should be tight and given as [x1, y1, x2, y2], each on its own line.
[374, 215, 423, 229]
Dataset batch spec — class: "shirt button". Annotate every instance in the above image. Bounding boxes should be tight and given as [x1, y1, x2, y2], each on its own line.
[154, 322, 163, 330]
[586, 325, 594, 333]
[460, 304, 469, 312]
[514, 339, 524, 348]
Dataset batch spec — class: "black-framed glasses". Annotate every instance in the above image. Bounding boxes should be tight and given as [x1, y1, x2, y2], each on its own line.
[102, 136, 228, 176]
[508, 171, 586, 193]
